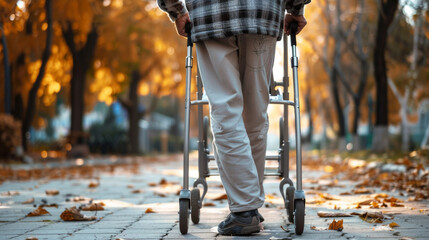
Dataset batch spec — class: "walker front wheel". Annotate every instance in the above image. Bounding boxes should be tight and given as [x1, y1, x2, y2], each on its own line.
[179, 199, 190, 234]
[294, 199, 305, 235]
[191, 188, 201, 224]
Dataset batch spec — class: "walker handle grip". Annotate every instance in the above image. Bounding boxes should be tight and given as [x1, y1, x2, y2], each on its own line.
[290, 21, 298, 46]
[185, 22, 192, 46]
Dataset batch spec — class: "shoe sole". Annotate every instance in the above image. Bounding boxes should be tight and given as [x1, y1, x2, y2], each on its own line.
[219, 224, 260, 236]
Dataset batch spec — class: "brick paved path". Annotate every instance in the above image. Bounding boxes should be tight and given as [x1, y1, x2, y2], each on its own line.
[0, 154, 428, 239]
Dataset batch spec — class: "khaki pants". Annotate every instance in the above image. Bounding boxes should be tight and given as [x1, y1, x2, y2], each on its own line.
[196, 35, 277, 212]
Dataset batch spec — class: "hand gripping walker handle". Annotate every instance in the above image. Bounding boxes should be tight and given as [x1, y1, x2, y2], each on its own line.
[290, 21, 298, 47]
[185, 22, 192, 47]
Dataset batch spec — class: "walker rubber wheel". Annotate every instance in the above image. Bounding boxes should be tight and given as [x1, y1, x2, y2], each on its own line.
[179, 199, 190, 234]
[286, 186, 295, 223]
[191, 188, 201, 224]
[294, 199, 305, 235]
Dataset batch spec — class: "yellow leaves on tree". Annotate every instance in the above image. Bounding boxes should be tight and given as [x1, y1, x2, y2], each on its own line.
[60, 207, 97, 221]
[27, 206, 50, 217]
[328, 219, 343, 231]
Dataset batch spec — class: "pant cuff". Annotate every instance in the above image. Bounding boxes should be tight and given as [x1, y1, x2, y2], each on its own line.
[229, 200, 264, 213]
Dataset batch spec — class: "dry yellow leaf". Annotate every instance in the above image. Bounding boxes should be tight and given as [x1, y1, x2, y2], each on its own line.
[22, 198, 35, 204]
[88, 181, 99, 188]
[45, 189, 59, 196]
[145, 208, 156, 213]
[212, 193, 228, 201]
[131, 189, 144, 194]
[389, 222, 399, 228]
[159, 178, 167, 185]
[203, 202, 216, 207]
[60, 207, 97, 221]
[317, 211, 352, 217]
[27, 206, 50, 217]
[370, 201, 380, 208]
[328, 219, 343, 231]
[318, 193, 339, 200]
[81, 203, 104, 211]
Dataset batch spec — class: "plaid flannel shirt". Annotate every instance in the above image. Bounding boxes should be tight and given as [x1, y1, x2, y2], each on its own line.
[157, 0, 310, 42]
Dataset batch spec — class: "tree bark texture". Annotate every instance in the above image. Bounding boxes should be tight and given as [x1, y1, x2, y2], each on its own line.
[0, 22, 11, 114]
[372, 0, 399, 151]
[21, 0, 53, 150]
[62, 23, 98, 144]
[128, 70, 140, 154]
[373, 0, 398, 127]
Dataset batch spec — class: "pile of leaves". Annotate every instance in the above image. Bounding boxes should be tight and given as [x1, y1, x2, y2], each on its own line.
[304, 151, 429, 202]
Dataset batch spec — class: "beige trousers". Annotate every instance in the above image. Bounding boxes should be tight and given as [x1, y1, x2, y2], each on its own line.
[196, 35, 277, 212]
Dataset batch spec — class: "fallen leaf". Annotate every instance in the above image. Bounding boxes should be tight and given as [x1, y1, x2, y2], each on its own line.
[60, 207, 97, 221]
[40, 203, 58, 208]
[70, 196, 93, 202]
[88, 181, 99, 188]
[317, 211, 352, 217]
[145, 208, 156, 213]
[370, 201, 380, 208]
[27, 206, 50, 217]
[203, 202, 216, 207]
[310, 226, 326, 231]
[127, 185, 134, 189]
[45, 189, 59, 196]
[22, 198, 35, 204]
[307, 199, 326, 205]
[340, 192, 352, 195]
[1, 191, 20, 196]
[280, 225, 290, 232]
[131, 189, 144, 194]
[352, 188, 373, 194]
[266, 194, 277, 200]
[81, 203, 104, 211]
[356, 199, 374, 205]
[148, 182, 157, 187]
[212, 194, 228, 201]
[159, 178, 168, 185]
[351, 211, 384, 219]
[389, 222, 399, 228]
[318, 193, 339, 200]
[372, 193, 389, 198]
[352, 211, 384, 223]
[25, 237, 38, 240]
[328, 219, 343, 231]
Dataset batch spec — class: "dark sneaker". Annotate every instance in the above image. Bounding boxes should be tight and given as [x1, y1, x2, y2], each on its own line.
[218, 210, 260, 235]
[257, 210, 264, 223]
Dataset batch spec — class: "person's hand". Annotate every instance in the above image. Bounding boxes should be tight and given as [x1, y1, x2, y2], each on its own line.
[175, 13, 191, 37]
[284, 14, 307, 35]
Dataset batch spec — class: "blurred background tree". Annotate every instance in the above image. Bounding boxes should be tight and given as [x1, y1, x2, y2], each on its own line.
[0, 0, 428, 161]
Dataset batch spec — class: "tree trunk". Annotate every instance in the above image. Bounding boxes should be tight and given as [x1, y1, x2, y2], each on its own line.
[128, 70, 140, 154]
[372, 0, 399, 152]
[21, 0, 53, 151]
[0, 22, 11, 114]
[62, 23, 98, 144]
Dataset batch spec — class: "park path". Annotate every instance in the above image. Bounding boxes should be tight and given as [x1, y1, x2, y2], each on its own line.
[0, 153, 428, 240]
